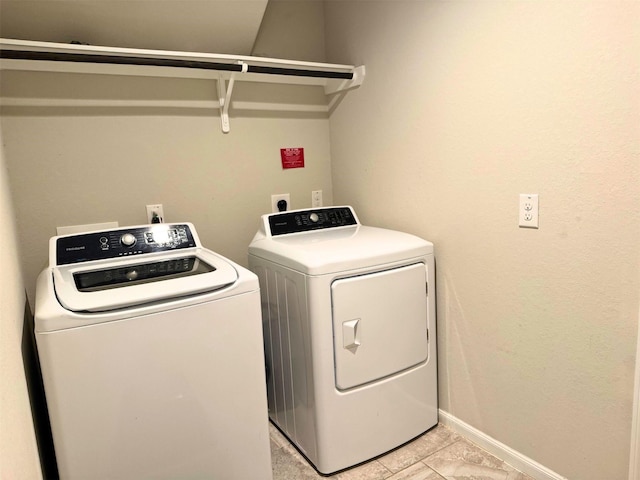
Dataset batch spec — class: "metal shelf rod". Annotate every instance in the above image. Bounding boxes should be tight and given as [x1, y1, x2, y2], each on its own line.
[0, 49, 354, 80]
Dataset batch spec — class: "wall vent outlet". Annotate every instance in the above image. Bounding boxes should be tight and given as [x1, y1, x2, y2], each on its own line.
[271, 194, 290, 213]
[146, 204, 164, 223]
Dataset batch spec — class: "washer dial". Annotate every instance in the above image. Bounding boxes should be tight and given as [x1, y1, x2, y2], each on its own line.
[120, 233, 137, 247]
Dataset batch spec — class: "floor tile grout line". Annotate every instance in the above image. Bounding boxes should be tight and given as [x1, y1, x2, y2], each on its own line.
[421, 437, 463, 463]
[422, 437, 531, 480]
[271, 425, 531, 480]
[370, 458, 393, 478]
[386, 459, 442, 480]
[378, 460, 394, 479]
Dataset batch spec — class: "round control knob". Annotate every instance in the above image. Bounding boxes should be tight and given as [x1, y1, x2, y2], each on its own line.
[125, 270, 138, 281]
[120, 233, 137, 247]
[309, 213, 319, 223]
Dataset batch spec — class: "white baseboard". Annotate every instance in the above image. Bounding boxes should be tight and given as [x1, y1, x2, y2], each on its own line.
[438, 409, 567, 480]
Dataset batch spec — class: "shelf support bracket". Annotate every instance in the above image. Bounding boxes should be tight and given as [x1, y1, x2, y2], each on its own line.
[324, 65, 366, 96]
[325, 65, 366, 112]
[217, 61, 248, 133]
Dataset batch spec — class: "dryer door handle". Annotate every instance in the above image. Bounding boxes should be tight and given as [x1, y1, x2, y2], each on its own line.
[343, 319, 361, 351]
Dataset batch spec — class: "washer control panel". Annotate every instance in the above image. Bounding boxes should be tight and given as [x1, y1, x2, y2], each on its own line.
[268, 207, 358, 236]
[56, 224, 197, 265]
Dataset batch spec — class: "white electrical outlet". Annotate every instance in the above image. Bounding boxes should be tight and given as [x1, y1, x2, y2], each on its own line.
[146, 204, 164, 223]
[312, 190, 323, 207]
[519, 194, 539, 228]
[271, 194, 290, 213]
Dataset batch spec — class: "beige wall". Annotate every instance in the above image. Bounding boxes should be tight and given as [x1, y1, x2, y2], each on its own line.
[325, 1, 640, 479]
[0, 130, 42, 479]
[3, 1, 639, 479]
[0, 2, 330, 476]
[253, 0, 326, 62]
[1, 0, 332, 307]
[0, 72, 333, 305]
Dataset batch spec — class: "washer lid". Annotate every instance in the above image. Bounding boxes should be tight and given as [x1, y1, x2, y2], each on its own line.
[52, 248, 238, 312]
[249, 224, 432, 275]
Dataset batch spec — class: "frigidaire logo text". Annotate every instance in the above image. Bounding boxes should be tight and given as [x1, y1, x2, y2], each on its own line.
[65, 246, 86, 251]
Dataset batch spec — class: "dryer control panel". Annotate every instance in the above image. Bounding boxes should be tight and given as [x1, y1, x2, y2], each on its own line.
[268, 207, 358, 236]
[56, 224, 197, 265]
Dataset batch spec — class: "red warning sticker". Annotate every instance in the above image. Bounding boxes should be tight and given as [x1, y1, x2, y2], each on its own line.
[280, 148, 305, 169]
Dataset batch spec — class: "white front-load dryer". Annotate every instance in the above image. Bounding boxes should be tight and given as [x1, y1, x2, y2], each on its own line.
[35, 223, 272, 480]
[248, 206, 438, 474]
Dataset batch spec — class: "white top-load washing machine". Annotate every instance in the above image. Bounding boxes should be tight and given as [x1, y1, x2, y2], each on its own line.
[35, 223, 272, 480]
[248, 206, 438, 474]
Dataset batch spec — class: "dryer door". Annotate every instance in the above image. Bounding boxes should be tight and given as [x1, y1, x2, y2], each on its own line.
[331, 263, 428, 390]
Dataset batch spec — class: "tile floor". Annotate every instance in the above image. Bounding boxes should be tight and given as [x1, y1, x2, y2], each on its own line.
[270, 422, 535, 480]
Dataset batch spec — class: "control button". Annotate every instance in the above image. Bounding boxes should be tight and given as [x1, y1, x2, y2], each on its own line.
[310, 213, 319, 223]
[125, 270, 138, 281]
[120, 233, 137, 247]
